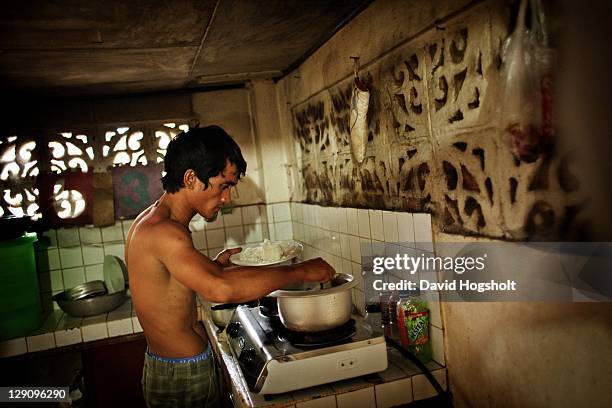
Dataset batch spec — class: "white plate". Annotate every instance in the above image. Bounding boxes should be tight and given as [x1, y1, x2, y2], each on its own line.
[229, 240, 303, 266]
[103, 255, 127, 293]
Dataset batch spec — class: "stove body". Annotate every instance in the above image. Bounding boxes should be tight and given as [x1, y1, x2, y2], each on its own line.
[226, 306, 388, 394]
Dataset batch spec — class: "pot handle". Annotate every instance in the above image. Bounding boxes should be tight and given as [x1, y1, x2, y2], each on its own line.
[210, 303, 243, 310]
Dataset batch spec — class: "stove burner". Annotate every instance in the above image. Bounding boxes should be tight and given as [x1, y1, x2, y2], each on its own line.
[277, 319, 357, 348]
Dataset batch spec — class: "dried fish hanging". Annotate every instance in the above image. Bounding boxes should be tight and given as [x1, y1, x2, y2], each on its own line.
[349, 57, 370, 164]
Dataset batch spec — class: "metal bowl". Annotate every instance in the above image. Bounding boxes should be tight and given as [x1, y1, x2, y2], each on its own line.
[63, 280, 107, 301]
[53, 289, 127, 317]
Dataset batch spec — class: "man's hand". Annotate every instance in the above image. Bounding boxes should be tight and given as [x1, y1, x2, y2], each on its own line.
[214, 247, 242, 267]
[298, 257, 335, 283]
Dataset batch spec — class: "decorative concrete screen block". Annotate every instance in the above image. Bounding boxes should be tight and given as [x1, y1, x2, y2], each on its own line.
[289, 2, 589, 240]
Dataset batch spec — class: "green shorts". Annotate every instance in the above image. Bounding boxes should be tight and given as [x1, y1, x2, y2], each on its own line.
[142, 344, 221, 407]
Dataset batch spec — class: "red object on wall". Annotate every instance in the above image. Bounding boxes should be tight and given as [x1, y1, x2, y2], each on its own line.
[37, 171, 93, 227]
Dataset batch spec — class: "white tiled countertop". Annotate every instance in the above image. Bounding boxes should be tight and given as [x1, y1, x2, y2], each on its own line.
[200, 307, 447, 408]
[0, 297, 142, 358]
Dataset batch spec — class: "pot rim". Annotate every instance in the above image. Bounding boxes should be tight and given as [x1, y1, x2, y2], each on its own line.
[268, 273, 357, 298]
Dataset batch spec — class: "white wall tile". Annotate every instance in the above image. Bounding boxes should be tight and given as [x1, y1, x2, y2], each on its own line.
[314, 206, 323, 228]
[59, 247, 83, 268]
[397, 213, 415, 247]
[81, 315, 108, 342]
[412, 369, 447, 401]
[55, 314, 83, 347]
[340, 234, 351, 260]
[266, 205, 275, 224]
[336, 387, 375, 408]
[36, 248, 61, 271]
[132, 316, 143, 333]
[276, 222, 293, 241]
[223, 207, 243, 227]
[62, 267, 86, 289]
[55, 328, 82, 347]
[103, 243, 125, 260]
[329, 235, 341, 257]
[268, 223, 277, 241]
[259, 204, 269, 223]
[85, 264, 104, 282]
[375, 377, 413, 408]
[244, 224, 263, 244]
[79, 227, 102, 245]
[336, 208, 348, 234]
[413, 213, 433, 251]
[292, 203, 304, 223]
[0, 337, 27, 358]
[369, 210, 384, 241]
[206, 229, 226, 248]
[107, 318, 133, 337]
[348, 235, 361, 263]
[82, 245, 104, 265]
[101, 224, 124, 242]
[226, 226, 245, 246]
[26, 333, 56, 352]
[382, 211, 399, 243]
[242, 205, 262, 224]
[206, 213, 224, 230]
[57, 227, 80, 247]
[357, 209, 371, 238]
[341, 259, 352, 276]
[327, 208, 339, 232]
[273, 202, 292, 222]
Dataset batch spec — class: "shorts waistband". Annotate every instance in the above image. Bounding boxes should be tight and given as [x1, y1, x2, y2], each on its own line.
[146, 343, 212, 364]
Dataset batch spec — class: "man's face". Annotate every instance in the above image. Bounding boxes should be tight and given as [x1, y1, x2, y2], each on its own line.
[192, 161, 239, 221]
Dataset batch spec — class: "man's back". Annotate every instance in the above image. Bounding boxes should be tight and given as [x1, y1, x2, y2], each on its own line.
[125, 202, 208, 358]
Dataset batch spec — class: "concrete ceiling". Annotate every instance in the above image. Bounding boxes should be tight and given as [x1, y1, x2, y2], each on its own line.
[0, 0, 369, 98]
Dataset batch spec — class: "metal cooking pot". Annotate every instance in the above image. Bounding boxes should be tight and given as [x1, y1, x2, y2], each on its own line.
[210, 303, 237, 327]
[210, 301, 258, 327]
[268, 273, 358, 332]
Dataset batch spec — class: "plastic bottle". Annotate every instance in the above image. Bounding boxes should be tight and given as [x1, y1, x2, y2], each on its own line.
[404, 290, 433, 363]
[387, 291, 398, 325]
[396, 291, 411, 347]
[379, 291, 392, 325]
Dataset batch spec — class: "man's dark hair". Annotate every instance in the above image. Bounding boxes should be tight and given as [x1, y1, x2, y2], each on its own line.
[161, 125, 247, 193]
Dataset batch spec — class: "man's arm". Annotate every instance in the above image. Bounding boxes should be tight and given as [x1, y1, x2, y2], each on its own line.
[155, 222, 333, 303]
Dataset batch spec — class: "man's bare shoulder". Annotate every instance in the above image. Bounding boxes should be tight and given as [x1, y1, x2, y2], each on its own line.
[130, 208, 192, 252]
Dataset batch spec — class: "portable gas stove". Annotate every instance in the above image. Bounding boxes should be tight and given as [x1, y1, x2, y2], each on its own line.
[225, 305, 388, 394]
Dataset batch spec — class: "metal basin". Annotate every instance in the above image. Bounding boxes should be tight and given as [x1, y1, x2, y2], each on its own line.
[53, 289, 127, 317]
[268, 273, 357, 332]
[63, 280, 107, 301]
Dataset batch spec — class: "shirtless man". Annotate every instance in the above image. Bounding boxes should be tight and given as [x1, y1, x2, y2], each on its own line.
[125, 126, 334, 407]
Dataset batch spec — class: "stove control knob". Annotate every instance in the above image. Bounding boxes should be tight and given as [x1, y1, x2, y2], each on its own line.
[226, 322, 241, 337]
[239, 348, 257, 365]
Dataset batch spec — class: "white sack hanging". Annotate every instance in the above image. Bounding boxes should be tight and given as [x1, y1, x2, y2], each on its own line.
[349, 77, 370, 164]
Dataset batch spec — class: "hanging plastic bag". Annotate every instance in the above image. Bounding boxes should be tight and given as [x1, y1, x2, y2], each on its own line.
[500, 0, 545, 163]
[531, 0, 555, 152]
[349, 73, 370, 165]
